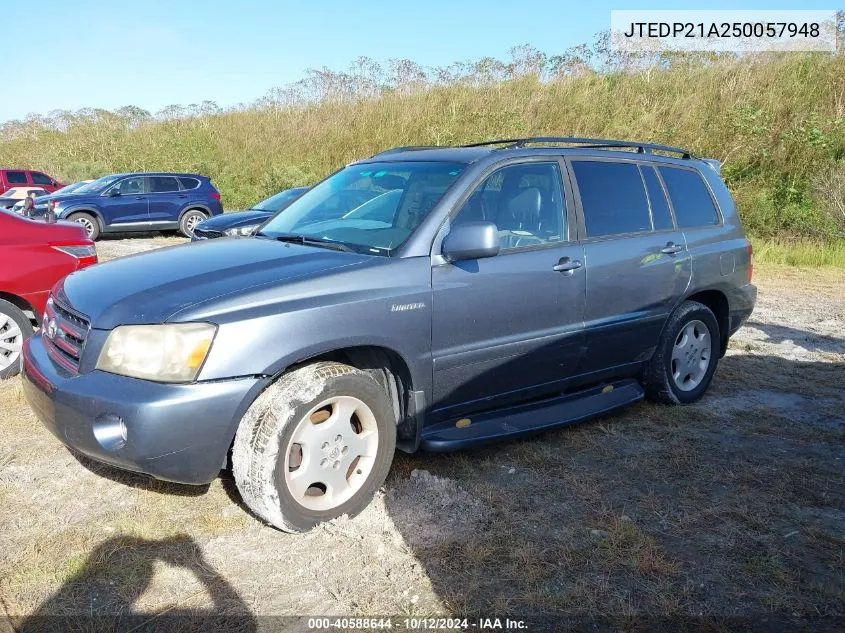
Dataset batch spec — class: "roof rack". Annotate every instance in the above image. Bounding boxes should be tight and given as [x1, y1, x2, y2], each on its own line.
[462, 137, 693, 159]
[368, 145, 441, 158]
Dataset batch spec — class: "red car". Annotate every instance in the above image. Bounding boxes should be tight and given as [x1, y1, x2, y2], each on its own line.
[0, 209, 97, 378]
[0, 169, 64, 196]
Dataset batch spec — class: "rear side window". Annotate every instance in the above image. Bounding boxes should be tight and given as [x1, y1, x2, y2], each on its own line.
[572, 161, 651, 237]
[641, 166, 674, 231]
[148, 176, 180, 193]
[31, 172, 53, 185]
[179, 177, 200, 190]
[6, 171, 27, 184]
[658, 166, 719, 228]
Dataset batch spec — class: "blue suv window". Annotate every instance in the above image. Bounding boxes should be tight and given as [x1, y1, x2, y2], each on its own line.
[658, 166, 720, 228]
[641, 166, 674, 231]
[179, 177, 200, 190]
[572, 161, 651, 237]
[148, 176, 180, 193]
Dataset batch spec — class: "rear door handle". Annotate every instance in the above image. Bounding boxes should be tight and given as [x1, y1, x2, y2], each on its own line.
[661, 242, 683, 255]
[177, 194, 187, 198]
[135, 196, 146, 200]
[552, 257, 583, 274]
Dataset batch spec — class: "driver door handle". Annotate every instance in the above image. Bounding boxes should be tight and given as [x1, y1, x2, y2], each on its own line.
[661, 242, 683, 255]
[552, 257, 583, 274]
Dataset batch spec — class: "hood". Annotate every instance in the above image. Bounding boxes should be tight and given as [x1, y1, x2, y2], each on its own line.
[196, 209, 271, 231]
[56, 237, 370, 329]
[39, 192, 96, 207]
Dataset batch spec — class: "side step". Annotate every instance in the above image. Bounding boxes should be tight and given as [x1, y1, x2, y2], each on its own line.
[420, 379, 644, 452]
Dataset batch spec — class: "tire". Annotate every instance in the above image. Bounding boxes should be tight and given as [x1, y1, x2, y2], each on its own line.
[67, 212, 100, 240]
[0, 299, 33, 379]
[179, 209, 207, 238]
[643, 300, 720, 405]
[232, 361, 397, 533]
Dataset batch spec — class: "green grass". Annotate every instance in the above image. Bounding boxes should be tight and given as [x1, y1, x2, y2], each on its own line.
[752, 237, 845, 268]
[1, 42, 844, 253]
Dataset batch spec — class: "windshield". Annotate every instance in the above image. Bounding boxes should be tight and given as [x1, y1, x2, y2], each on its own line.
[253, 188, 308, 212]
[53, 182, 86, 195]
[258, 162, 465, 254]
[74, 175, 121, 194]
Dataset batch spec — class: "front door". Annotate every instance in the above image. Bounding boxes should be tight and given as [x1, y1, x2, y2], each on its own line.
[146, 175, 185, 225]
[568, 159, 692, 372]
[101, 176, 149, 227]
[431, 160, 586, 419]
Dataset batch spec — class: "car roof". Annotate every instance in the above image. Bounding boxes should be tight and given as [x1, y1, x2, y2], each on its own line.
[106, 172, 207, 178]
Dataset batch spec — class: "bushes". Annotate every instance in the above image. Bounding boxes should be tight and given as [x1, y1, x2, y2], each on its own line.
[0, 47, 843, 244]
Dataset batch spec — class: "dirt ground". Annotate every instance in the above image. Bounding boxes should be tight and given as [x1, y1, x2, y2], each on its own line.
[0, 235, 842, 632]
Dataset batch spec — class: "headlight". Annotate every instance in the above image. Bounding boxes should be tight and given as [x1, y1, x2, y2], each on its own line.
[96, 323, 217, 383]
[224, 224, 259, 237]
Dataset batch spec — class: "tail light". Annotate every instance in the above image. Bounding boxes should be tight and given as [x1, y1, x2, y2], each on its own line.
[52, 244, 98, 267]
[746, 240, 753, 283]
[210, 192, 221, 201]
[48, 199, 57, 211]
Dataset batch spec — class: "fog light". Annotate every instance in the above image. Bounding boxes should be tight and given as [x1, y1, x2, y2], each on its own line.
[93, 414, 127, 452]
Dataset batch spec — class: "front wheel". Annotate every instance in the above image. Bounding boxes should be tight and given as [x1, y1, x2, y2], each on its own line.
[643, 300, 720, 404]
[232, 362, 397, 532]
[0, 299, 33, 379]
[67, 212, 100, 240]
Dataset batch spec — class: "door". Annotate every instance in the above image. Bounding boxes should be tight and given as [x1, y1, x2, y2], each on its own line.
[100, 176, 149, 226]
[568, 159, 691, 372]
[431, 160, 586, 418]
[146, 175, 185, 224]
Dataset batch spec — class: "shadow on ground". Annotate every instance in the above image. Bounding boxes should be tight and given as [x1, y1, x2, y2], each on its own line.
[15, 535, 256, 633]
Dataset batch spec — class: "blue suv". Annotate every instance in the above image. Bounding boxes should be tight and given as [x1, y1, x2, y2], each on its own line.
[36, 173, 223, 240]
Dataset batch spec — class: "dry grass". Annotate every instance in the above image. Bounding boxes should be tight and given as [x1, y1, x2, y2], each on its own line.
[1, 50, 844, 243]
[0, 250, 842, 629]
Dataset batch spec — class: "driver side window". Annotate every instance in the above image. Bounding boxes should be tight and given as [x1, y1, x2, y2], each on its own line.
[452, 162, 566, 250]
[110, 177, 144, 196]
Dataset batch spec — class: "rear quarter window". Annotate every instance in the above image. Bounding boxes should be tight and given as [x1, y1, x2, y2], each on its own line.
[572, 160, 651, 238]
[658, 166, 720, 228]
[5, 171, 27, 184]
[179, 177, 200, 190]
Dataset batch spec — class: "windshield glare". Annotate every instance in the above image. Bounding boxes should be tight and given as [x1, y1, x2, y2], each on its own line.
[258, 162, 465, 253]
[253, 188, 307, 212]
[75, 175, 120, 193]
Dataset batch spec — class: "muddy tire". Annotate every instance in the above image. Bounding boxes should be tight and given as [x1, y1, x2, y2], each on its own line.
[232, 361, 396, 533]
[0, 299, 33, 379]
[67, 212, 100, 240]
[643, 300, 720, 405]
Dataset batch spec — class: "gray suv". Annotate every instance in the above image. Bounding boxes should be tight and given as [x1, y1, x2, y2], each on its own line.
[21, 137, 756, 532]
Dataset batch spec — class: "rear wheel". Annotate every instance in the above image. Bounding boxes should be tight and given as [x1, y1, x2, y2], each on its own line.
[643, 300, 720, 404]
[179, 209, 207, 238]
[0, 299, 33, 379]
[232, 361, 396, 532]
[67, 212, 100, 240]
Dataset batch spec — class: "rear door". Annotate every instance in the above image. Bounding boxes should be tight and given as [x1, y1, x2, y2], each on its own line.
[100, 176, 150, 227]
[3, 170, 28, 194]
[431, 159, 586, 418]
[145, 176, 184, 225]
[568, 158, 691, 373]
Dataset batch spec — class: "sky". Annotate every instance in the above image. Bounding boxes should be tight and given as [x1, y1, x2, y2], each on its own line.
[0, 0, 831, 123]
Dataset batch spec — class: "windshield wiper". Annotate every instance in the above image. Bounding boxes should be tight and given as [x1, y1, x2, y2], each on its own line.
[269, 233, 356, 252]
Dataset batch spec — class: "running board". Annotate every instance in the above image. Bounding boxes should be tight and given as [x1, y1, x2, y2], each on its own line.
[420, 379, 644, 452]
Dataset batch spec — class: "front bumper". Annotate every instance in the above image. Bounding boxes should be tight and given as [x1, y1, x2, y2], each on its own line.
[22, 333, 269, 485]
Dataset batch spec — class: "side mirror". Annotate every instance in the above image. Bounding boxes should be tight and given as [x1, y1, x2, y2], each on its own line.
[442, 221, 500, 262]
[107, 189, 120, 197]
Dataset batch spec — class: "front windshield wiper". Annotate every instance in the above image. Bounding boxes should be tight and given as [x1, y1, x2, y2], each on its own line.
[267, 233, 356, 253]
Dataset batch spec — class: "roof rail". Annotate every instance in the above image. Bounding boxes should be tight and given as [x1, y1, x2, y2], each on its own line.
[369, 145, 441, 158]
[462, 137, 693, 159]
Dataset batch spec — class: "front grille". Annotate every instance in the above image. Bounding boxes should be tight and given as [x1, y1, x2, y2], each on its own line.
[43, 299, 90, 374]
[193, 228, 223, 240]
